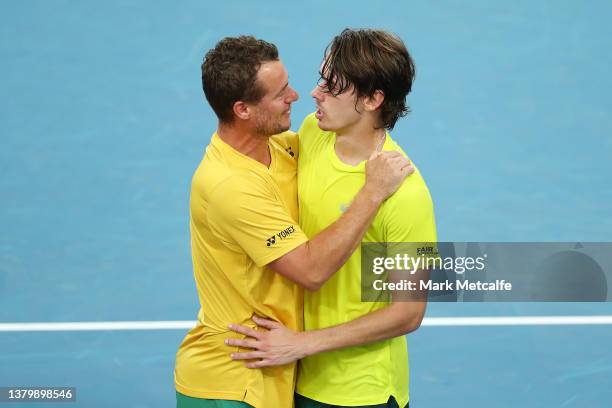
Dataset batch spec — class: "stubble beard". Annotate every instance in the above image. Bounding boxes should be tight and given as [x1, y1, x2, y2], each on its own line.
[254, 110, 289, 137]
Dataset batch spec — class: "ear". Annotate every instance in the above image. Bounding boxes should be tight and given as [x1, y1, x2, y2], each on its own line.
[362, 90, 385, 112]
[232, 101, 251, 121]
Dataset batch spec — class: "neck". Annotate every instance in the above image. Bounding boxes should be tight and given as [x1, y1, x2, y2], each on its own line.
[217, 121, 271, 167]
[334, 118, 386, 166]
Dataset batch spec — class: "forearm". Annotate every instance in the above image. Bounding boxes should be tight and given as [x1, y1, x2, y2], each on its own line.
[267, 152, 414, 290]
[301, 301, 427, 356]
[305, 184, 383, 286]
[226, 292, 427, 368]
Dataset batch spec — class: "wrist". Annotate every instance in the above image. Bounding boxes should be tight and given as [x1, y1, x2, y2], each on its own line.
[361, 183, 385, 206]
[299, 330, 322, 358]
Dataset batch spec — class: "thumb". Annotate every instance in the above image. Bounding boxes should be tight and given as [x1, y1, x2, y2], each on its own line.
[368, 150, 380, 161]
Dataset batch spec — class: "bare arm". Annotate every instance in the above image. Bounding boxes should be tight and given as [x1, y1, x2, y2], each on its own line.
[269, 151, 412, 291]
[297, 268, 428, 355]
[302, 300, 426, 353]
[225, 269, 429, 368]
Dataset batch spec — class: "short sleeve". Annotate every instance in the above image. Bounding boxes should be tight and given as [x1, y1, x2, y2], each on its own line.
[208, 175, 308, 267]
[384, 182, 437, 243]
[380, 180, 438, 301]
[383, 177, 438, 263]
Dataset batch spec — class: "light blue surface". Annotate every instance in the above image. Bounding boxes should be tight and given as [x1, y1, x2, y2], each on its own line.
[1, 1, 611, 407]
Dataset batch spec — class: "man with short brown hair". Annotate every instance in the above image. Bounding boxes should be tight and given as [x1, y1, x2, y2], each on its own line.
[174, 35, 413, 408]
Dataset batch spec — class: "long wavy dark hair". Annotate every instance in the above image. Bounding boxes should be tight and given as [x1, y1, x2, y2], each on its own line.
[320, 28, 416, 130]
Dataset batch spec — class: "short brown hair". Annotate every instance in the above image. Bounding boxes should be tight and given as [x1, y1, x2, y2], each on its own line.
[202, 36, 279, 123]
[320, 29, 416, 130]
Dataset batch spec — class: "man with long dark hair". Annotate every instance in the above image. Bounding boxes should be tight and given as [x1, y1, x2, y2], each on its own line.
[228, 29, 436, 408]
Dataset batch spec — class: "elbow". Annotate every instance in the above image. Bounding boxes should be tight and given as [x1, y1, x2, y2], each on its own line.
[302, 273, 325, 292]
[402, 316, 424, 335]
[299, 259, 329, 291]
[303, 282, 322, 292]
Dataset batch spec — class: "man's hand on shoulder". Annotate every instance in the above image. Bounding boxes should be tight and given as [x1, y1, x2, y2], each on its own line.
[364, 151, 414, 203]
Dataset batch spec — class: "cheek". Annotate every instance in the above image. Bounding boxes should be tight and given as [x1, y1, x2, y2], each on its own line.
[332, 100, 353, 117]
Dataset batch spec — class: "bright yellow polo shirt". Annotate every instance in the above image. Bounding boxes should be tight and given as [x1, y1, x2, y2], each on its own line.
[296, 113, 437, 407]
[175, 131, 308, 408]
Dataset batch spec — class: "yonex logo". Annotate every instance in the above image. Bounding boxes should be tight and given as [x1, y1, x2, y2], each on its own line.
[266, 236, 276, 247]
[266, 226, 296, 247]
[285, 146, 295, 158]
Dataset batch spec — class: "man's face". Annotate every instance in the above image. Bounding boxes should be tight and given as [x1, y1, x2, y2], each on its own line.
[251, 60, 299, 136]
[310, 63, 362, 132]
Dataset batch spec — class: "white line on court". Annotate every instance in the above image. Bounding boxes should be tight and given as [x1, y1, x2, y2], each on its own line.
[1, 316, 612, 332]
[422, 316, 612, 326]
[0, 321, 194, 332]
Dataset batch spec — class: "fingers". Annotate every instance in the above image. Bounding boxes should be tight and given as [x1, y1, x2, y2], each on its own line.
[386, 158, 412, 178]
[387, 156, 410, 168]
[225, 337, 259, 349]
[367, 151, 400, 163]
[228, 324, 261, 340]
[245, 359, 274, 369]
[378, 151, 403, 160]
[403, 164, 415, 176]
[251, 315, 280, 329]
[393, 157, 412, 171]
[229, 347, 275, 369]
[397, 163, 414, 178]
[230, 351, 265, 361]
[370, 151, 410, 169]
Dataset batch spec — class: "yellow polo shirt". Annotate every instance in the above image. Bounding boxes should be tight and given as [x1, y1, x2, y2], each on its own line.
[175, 131, 308, 408]
[296, 113, 437, 407]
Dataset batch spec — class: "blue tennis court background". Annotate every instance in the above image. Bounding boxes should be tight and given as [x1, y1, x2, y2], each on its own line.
[1, 1, 612, 407]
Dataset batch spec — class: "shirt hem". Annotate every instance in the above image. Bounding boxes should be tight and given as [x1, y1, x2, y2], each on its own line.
[296, 388, 408, 407]
[175, 383, 252, 404]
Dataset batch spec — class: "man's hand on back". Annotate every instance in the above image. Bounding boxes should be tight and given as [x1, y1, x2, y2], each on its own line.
[225, 315, 309, 368]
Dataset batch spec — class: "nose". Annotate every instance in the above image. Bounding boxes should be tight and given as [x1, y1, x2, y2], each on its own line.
[311, 85, 323, 101]
[287, 86, 299, 103]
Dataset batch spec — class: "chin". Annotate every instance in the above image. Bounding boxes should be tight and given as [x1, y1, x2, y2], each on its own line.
[316, 120, 333, 131]
[276, 122, 291, 134]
